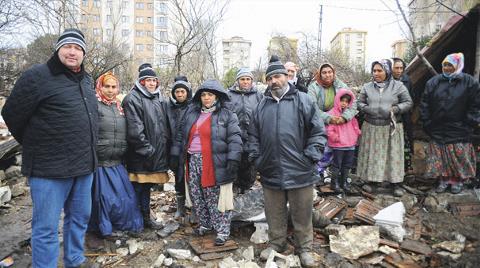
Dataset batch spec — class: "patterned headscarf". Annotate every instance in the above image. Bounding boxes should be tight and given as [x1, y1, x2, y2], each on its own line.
[442, 52, 464, 77]
[371, 59, 392, 88]
[95, 71, 123, 115]
[315, 63, 336, 88]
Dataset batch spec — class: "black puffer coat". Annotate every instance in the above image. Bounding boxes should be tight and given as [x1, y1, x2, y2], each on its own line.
[226, 85, 263, 148]
[420, 73, 480, 144]
[171, 80, 242, 185]
[167, 80, 192, 141]
[248, 84, 326, 190]
[97, 101, 127, 167]
[122, 82, 170, 173]
[1, 54, 98, 178]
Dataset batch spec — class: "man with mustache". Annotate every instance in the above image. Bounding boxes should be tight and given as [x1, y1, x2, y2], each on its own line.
[248, 55, 326, 268]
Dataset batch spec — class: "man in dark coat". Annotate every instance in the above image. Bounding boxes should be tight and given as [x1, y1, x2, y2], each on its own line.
[248, 56, 326, 268]
[2, 29, 97, 268]
[226, 67, 263, 193]
[392, 57, 414, 174]
[123, 65, 170, 229]
[167, 75, 192, 218]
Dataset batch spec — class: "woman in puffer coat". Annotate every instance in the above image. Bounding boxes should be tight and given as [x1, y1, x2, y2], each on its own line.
[171, 79, 242, 246]
[88, 72, 143, 238]
[420, 53, 480, 194]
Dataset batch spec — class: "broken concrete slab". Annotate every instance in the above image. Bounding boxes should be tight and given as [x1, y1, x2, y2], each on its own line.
[219, 257, 238, 268]
[374, 202, 406, 242]
[378, 245, 397, 255]
[153, 253, 165, 267]
[329, 226, 380, 259]
[10, 182, 27, 197]
[116, 247, 129, 257]
[237, 260, 261, 268]
[436, 251, 462, 260]
[163, 257, 173, 266]
[232, 187, 265, 221]
[250, 222, 269, 244]
[0, 186, 11, 206]
[324, 224, 346, 236]
[265, 250, 301, 268]
[5, 165, 21, 180]
[166, 248, 191, 260]
[432, 233, 465, 254]
[126, 239, 140, 254]
[242, 246, 254, 261]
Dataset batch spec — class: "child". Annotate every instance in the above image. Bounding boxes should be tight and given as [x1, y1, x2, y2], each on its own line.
[327, 89, 361, 193]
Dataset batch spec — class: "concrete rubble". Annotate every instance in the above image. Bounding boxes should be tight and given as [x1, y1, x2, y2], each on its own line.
[166, 248, 192, 260]
[329, 226, 380, 259]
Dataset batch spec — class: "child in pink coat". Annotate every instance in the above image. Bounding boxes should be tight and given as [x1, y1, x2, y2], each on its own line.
[327, 88, 361, 193]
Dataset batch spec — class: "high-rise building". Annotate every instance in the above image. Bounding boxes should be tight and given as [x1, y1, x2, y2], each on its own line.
[408, 0, 476, 38]
[222, 36, 251, 74]
[391, 39, 408, 59]
[73, 0, 171, 69]
[330, 27, 367, 68]
[267, 36, 298, 63]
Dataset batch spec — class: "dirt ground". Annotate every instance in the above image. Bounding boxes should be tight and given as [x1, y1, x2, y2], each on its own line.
[1, 181, 480, 268]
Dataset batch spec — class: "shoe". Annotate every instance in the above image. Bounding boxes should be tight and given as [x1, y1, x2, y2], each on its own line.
[435, 180, 449, 193]
[392, 184, 404, 197]
[341, 168, 352, 193]
[450, 183, 463, 194]
[194, 226, 212, 236]
[299, 252, 317, 268]
[142, 211, 163, 230]
[330, 168, 343, 193]
[214, 234, 228, 246]
[174, 194, 186, 219]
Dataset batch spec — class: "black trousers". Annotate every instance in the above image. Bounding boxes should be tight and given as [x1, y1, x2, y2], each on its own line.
[332, 149, 355, 170]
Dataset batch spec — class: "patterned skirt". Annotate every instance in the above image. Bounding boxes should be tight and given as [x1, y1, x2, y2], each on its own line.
[356, 122, 405, 183]
[425, 142, 476, 180]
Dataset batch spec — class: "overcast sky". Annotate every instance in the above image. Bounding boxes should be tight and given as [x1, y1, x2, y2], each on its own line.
[217, 0, 411, 69]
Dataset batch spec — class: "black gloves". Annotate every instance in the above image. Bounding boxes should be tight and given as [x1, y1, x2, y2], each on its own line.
[169, 155, 179, 171]
[227, 160, 240, 179]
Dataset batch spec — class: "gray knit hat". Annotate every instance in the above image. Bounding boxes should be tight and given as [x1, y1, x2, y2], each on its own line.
[236, 67, 253, 80]
[265, 55, 288, 78]
[55, 28, 87, 54]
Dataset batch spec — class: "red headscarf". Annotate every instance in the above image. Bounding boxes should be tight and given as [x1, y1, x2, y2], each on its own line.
[95, 71, 123, 115]
[314, 63, 336, 88]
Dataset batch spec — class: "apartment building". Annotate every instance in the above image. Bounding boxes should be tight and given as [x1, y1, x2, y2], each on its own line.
[222, 36, 251, 74]
[330, 27, 367, 68]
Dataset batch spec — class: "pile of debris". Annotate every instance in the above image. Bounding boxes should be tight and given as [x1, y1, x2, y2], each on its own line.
[0, 136, 25, 208]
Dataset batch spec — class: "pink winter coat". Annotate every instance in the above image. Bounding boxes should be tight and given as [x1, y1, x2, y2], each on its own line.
[326, 88, 361, 148]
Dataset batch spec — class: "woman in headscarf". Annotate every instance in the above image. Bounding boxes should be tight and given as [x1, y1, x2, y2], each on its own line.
[171, 79, 242, 246]
[88, 72, 143, 238]
[357, 59, 413, 196]
[307, 63, 356, 125]
[420, 53, 480, 194]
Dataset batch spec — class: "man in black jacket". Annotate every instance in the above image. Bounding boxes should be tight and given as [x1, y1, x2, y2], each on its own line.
[392, 57, 414, 174]
[249, 56, 326, 268]
[167, 75, 192, 218]
[2, 29, 97, 268]
[226, 68, 262, 193]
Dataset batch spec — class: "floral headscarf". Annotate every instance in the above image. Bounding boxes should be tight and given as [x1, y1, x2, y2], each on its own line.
[95, 71, 123, 115]
[442, 52, 464, 77]
[315, 63, 336, 88]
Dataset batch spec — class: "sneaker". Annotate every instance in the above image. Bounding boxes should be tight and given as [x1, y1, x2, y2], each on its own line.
[214, 235, 228, 246]
[393, 185, 405, 197]
[299, 252, 317, 268]
[194, 226, 212, 236]
[435, 180, 449, 193]
[450, 183, 463, 194]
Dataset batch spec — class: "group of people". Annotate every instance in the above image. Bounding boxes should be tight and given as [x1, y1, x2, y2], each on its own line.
[1, 28, 479, 268]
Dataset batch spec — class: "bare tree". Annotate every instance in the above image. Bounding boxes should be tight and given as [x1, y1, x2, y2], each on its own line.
[166, 0, 230, 75]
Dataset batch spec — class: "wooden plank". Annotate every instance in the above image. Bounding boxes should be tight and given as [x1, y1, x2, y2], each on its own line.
[189, 236, 238, 255]
[379, 238, 400, 249]
[199, 252, 230, 261]
[400, 239, 432, 256]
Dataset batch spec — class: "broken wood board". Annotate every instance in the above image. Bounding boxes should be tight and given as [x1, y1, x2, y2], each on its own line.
[189, 236, 238, 255]
[314, 197, 347, 219]
[400, 239, 432, 256]
[199, 252, 230, 261]
[318, 185, 335, 193]
[449, 202, 480, 217]
[384, 252, 423, 268]
[353, 199, 383, 224]
[379, 238, 400, 249]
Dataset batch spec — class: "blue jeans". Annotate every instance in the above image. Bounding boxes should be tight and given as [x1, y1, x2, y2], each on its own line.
[29, 174, 93, 268]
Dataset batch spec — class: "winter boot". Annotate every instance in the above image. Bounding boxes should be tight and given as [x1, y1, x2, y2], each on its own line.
[330, 168, 343, 193]
[341, 168, 352, 193]
[174, 194, 186, 219]
[142, 210, 163, 230]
